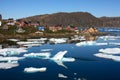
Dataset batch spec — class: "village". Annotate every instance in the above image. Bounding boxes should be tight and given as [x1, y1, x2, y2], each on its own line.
[0, 14, 102, 41]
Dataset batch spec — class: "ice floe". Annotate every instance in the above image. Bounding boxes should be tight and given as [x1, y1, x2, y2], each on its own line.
[7, 39, 20, 42]
[94, 48, 120, 61]
[23, 44, 42, 47]
[58, 73, 68, 78]
[76, 41, 108, 46]
[0, 62, 19, 69]
[94, 53, 120, 61]
[51, 50, 75, 68]
[49, 38, 67, 44]
[23, 52, 51, 59]
[24, 67, 46, 73]
[99, 48, 120, 54]
[99, 36, 120, 41]
[40, 49, 53, 52]
[0, 56, 25, 62]
[0, 48, 27, 56]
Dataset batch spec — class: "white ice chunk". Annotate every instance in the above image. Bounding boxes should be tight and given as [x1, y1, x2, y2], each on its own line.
[109, 42, 120, 46]
[78, 78, 81, 80]
[0, 62, 19, 69]
[100, 36, 120, 41]
[53, 60, 68, 69]
[74, 73, 77, 75]
[99, 48, 120, 54]
[94, 53, 114, 59]
[95, 43, 108, 46]
[24, 67, 46, 73]
[41, 49, 53, 52]
[62, 58, 75, 62]
[0, 48, 27, 56]
[94, 53, 120, 61]
[23, 44, 42, 47]
[51, 51, 68, 61]
[49, 38, 66, 44]
[76, 41, 108, 46]
[58, 73, 68, 78]
[51, 50, 75, 68]
[23, 52, 51, 59]
[0, 56, 24, 62]
[7, 39, 19, 42]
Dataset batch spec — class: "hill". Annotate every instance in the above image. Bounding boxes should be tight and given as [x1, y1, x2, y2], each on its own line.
[20, 12, 103, 27]
[100, 17, 120, 27]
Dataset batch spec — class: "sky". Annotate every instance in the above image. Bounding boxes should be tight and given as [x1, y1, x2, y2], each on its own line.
[0, 0, 120, 19]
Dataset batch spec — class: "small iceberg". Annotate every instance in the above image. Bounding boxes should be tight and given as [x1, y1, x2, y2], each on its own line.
[76, 41, 96, 46]
[0, 62, 19, 69]
[24, 67, 46, 73]
[0, 56, 25, 62]
[0, 48, 27, 56]
[40, 49, 53, 52]
[51, 50, 75, 68]
[94, 48, 120, 61]
[99, 48, 120, 54]
[23, 52, 51, 59]
[49, 38, 66, 44]
[76, 41, 108, 46]
[7, 39, 20, 42]
[94, 53, 120, 61]
[58, 73, 68, 78]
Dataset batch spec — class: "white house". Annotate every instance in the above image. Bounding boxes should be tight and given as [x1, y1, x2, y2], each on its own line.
[0, 21, 1, 26]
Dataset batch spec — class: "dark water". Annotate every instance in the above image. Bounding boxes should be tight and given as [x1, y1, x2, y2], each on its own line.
[0, 27, 120, 80]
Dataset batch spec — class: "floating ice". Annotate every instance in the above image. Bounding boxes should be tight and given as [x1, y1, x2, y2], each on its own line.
[40, 49, 53, 52]
[51, 50, 75, 68]
[0, 56, 24, 62]
[76, 41, 96, 46]
[17, 41, 36, 45]
[24, 67, 46, 73]
[0, 48, 27, 56]
[94, 53, 120, 61]
[76, 41, 108, 46]
[58, 73, 68, 78]
[51, 51, 68, 61]
[49, 38, 66, 44]
[7, 39, 19, 42]
[23, 44, 42, 47]
[23, 52, 51, 59]
[74, 73, 77, 75]
[95, 43, 108, 46]
[94, 53, 113, 59]
[99, 48, 120, 54]
[100, 36, 120, 41]
[94, 48, 120, 61]
[109, 42, 120, 46]
[0, 62, 19, 69]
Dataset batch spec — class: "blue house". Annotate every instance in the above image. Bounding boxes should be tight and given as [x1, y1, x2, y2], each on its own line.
[38, 26, 45, 31]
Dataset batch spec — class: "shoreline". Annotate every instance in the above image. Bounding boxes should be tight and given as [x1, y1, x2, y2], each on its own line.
[0, 32, 108, 42]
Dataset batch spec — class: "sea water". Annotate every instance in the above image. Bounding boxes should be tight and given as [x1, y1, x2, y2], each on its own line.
[0, 27, 120, 80]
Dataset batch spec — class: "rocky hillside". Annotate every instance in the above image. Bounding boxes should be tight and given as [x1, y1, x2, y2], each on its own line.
[20, 12, 103, 27]
[100, 17, 120, 27]
[19, 12, 120, 27]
